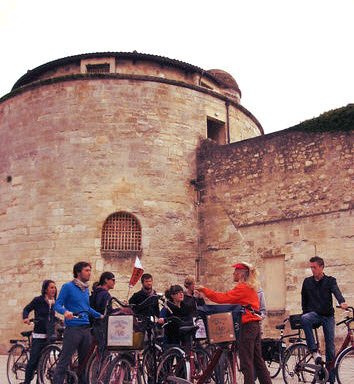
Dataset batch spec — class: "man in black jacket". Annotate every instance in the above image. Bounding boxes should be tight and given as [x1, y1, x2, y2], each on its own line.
[301, 256, 348, 383]
[129, 273, 160, 318]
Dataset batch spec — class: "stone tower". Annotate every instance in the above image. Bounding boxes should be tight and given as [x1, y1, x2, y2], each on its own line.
[0, 52, 262, 350]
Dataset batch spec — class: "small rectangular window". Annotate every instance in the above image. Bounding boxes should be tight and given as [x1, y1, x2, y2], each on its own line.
[86, 63, 110, 74]
[207, 117, 226, 144]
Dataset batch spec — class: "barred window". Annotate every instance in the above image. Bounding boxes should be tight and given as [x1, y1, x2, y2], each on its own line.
[86, 63, 110, 74]
[101, 212, 142, 257]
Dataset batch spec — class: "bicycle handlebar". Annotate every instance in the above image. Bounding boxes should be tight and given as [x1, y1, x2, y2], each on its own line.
[336, 305, 353, 326]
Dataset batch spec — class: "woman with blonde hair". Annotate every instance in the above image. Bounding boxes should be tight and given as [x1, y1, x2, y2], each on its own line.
[196, 262, 271, 384]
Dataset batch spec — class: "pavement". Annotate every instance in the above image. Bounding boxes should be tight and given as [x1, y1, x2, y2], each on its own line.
[1, 353, 351, 383]
[1, 354, 286, 383]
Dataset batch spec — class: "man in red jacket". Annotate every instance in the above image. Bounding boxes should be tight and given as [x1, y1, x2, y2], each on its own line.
[196, 262, 272, 384]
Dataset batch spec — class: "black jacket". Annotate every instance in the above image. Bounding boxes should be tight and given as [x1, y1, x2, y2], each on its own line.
[22, 295, 56, 335]
[160, 301, 192, 345]
[129, 289, 160, 318]
[301, 274, 345, 316]
[183, 292, 205, 317]
[90, 287, 111, 314]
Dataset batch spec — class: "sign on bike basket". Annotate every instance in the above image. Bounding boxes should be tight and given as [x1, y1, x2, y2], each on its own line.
[197, 304, 243, 344]
[207, 312, 236, 344]
[193, 317, 207, 339]
[106, 306, 145, 350]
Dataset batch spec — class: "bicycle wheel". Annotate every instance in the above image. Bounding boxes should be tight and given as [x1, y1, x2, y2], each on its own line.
[142, 344, 163, 384]
[85, 349, 101, 384]
[193, 347, 211, 380]
[264, 357, 281, 379]
[335, 346, 354, 384]
[37, 344, 61, 384]
[105, 355, 134, 384]
[282, 343, 315, 384]
[214, 350, 234, 384]
[156, 348, 188, 384]
[234, 350, 244, 384]
[7, 344, 28, 384]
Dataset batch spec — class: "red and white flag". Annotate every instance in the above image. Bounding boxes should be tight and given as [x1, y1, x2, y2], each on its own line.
[129, 256, 144, 288]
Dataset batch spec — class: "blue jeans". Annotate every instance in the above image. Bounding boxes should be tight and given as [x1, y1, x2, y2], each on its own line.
[301, 312, 335, 382]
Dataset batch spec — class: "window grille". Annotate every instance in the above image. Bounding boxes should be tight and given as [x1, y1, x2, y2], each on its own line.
[101, 212, 142, 257]
[86, 63, 110, 74]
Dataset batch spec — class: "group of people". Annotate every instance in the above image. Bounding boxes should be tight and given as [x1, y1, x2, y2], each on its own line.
[21, 256, 347, 384]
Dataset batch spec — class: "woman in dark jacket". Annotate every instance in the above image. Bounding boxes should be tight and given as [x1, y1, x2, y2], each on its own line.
[90, 272, 116, 354]
[159, 285, 192, 345]
[90, 271, 116, 314]
[22, 279, 57, 384]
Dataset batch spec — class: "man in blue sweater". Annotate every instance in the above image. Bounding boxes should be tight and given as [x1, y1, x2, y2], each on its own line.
[53, 261, 102, 384]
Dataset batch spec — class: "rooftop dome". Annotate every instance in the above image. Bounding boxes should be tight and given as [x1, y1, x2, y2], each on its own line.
[206, 69, 241, 97]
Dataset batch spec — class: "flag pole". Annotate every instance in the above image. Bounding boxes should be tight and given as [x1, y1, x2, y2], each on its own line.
[127, 286, 131, 301]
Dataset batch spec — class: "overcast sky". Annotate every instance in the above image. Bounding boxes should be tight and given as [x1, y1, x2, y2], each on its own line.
[1, 0, 353, 134]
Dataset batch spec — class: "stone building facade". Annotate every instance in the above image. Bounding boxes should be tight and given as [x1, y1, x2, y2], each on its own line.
[0, 52, 352, 352]
[0, 52, 262, 351]
[197, 106, 353, 342]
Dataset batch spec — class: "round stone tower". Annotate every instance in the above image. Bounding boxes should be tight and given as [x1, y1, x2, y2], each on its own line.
[0, 52, 262, 350]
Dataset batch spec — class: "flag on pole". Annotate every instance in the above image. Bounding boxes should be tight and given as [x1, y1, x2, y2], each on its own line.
[129, 256, 144, 288]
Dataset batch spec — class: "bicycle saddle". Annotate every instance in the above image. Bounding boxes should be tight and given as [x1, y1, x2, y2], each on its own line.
[179, 325, 198, 336]
[275, 324, 285, 330]
[21, 331, 32, 337]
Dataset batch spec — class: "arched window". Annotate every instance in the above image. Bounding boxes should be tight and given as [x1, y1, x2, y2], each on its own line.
[101, 212, 142, 257]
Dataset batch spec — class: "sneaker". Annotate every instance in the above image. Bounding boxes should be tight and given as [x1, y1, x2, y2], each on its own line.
[312, 351, 323, 365]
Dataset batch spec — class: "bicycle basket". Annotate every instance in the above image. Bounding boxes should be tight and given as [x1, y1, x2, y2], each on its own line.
[261, 338, 283, 361]
[289, 314, 303, 330]
[105, 306, 145, 350]
[197, 304, 243, 344]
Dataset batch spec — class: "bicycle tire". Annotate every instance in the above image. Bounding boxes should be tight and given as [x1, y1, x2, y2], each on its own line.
[142, 344, 163, 384]
[156, 347, 189, 384]
[85, 349, 100, 384]
[234, 349, 244, 384]
[7, 343, 28, 384]
[264, 357, 281, 379]
[105, 355, 134, 384]
[282, 343, 315, 384]
[263, 342, 282, 378]
[335, 346, 354, 384]
[37, 344, 61, 384]
[193, 347, 211, 380]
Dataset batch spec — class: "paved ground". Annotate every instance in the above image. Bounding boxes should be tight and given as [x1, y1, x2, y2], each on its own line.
[1, 353, 351, 383]
[1, 354, 286, 383]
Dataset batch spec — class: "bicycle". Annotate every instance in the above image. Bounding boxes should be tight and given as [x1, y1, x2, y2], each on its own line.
[282, 314, 329, 384]
[282, 306, 354, 384]
[155, 316, 212, 384]
[261, 315, 304, 378]
[334, 305, 354, 384]
[7, 320, 34, 384]
[98, 295, 165, 384]
[37, 311, 103, 384]
[157, 304, 261, 384]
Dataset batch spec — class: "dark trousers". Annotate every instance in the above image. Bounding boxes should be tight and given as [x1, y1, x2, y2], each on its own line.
[53, 326, 92, 384]
[24, 338, 47, 384]
[238, 321, 272, 384]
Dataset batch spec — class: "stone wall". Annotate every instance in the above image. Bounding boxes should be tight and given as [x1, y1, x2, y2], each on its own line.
[0, 75, 260, 351]
[197, 111, 353, 341]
